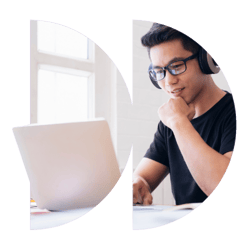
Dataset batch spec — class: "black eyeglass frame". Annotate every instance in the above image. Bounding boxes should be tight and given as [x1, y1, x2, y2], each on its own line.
[148, 53, 199, 81]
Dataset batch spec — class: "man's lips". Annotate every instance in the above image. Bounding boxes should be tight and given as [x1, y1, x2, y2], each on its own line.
[170, 87, 185, 94]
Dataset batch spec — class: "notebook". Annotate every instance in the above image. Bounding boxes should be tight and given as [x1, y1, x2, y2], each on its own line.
[13, 118, 121, 211]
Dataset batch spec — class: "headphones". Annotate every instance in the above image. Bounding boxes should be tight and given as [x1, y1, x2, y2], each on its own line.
[148, 47, 220, 89]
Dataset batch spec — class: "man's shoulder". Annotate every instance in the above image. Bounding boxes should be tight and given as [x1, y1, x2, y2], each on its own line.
[216, 91, 235, 114]
[207, 91, 235, 118]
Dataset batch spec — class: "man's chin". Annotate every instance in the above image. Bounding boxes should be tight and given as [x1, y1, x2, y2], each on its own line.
[179, 96, 190, 105]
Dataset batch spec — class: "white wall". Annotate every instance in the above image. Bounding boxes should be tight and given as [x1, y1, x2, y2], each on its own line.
[132, 20, 232, 205]
[116, 69, 132, 172]
[80, 44, 133, 174]
[94, 43, 132, 173]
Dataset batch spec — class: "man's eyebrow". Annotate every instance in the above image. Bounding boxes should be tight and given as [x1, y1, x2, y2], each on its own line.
[153, 57, 185, 68]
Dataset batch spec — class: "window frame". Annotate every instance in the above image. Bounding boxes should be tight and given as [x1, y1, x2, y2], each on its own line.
[30, 20, 95, 124]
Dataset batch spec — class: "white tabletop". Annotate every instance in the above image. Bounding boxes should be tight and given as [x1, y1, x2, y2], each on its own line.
[30, 206, 93, 230]
[30, 203, 200, 230]
[133, 204, 200, 230]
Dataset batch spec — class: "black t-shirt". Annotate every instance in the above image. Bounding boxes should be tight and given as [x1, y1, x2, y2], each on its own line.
[144, 92, 236, 205]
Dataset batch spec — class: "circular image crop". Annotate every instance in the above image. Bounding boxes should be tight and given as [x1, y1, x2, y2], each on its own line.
[13, 20, 132, 230]
[132, 20, 236, 230]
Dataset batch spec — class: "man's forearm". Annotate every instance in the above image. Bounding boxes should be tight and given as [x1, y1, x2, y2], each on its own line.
[133, 158, 169, 193]
[171, 116, 230, 196]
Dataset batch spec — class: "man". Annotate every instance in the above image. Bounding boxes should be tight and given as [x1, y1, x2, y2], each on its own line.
[133, 23, 236, 206]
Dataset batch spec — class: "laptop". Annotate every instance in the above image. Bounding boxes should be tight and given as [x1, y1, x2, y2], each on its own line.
[13, 118, 121, 211]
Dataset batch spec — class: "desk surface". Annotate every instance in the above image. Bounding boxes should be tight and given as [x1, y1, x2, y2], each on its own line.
[133, 204, 201, 230]
[30, 203, 201, 230]
[30, 204, 93, 230]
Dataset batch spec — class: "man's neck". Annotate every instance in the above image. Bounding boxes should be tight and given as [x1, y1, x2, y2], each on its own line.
[192, 77, 226, 118]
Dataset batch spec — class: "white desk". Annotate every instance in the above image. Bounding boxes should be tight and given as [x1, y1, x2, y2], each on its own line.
[30, 205, 93, 230]
[133, 204, 201, 230]
[31, 203, 200, 230]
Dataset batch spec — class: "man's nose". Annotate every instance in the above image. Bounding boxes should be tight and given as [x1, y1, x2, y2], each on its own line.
[158, 71, 178, 89]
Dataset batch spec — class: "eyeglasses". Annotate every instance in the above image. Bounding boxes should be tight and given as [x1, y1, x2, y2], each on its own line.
[148, 53, 198, 81]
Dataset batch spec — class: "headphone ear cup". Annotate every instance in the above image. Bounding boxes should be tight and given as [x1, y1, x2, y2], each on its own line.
[148, 63, 161, 89]
[198, 48, 220, 74]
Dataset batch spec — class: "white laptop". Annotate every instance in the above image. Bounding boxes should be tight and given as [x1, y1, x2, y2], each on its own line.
[13, 118, 121, 211]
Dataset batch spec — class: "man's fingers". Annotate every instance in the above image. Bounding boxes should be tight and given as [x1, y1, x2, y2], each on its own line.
[133, 181, 144, 204]
[142, 192, 153, 205]
[133, 191, 143, 204]
[140, 185, 153, 205]
[133, 182, 140, 204]
[133, 177, 152, 205]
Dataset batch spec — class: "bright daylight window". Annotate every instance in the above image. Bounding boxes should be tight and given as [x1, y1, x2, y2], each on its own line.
[31, 21, 94, 124]
[38, 69, 88, 123]
[37, 21, 88, 60]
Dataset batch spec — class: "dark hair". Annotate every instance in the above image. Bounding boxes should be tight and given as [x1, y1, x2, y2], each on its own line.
[141, 23, 201, 58]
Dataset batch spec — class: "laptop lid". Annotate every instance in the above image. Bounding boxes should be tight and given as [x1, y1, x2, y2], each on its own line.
[13, 118, 121, 210]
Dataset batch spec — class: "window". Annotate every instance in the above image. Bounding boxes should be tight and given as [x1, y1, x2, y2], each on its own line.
[37, 68, 89, 123]
[30, 20, 94, 124]
[37, 21, 89, 60]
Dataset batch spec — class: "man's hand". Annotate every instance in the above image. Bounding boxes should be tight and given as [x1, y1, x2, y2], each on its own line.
[133, 176, 153, 205]
[158, 97, 195, 129]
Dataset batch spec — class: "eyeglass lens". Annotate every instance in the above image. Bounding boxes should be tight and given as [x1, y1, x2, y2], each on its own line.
[168, 61, 186, 75]
[151, 60, 186, 81]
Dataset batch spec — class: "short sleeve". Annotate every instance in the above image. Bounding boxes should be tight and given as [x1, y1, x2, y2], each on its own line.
[144, 121, 169, 167]
[219, 103, 237, 155]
